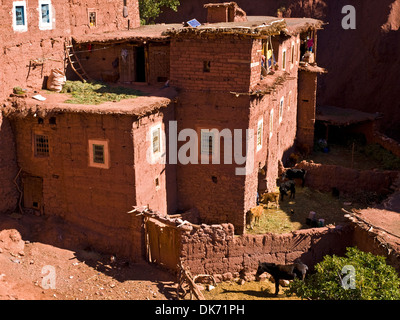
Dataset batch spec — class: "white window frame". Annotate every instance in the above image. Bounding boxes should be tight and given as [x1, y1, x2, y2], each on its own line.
[290, 41, 295, 68]
[200, 129, 216, 156]
[38, 0, 53, 30]
[269, 109, 274, 139]
[151, 124, 162, 156]
[256, 119, 263, 152]
[282, 48, 286, 71]
[279, 97, 284, 124]
[12, 1, 28, 32]
[88, 139, 110, 169]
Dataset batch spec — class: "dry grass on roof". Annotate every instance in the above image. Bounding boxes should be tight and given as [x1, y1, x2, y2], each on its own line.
[60, 81, 143, 105]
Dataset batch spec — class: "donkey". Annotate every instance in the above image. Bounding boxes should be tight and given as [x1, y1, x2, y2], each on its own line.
[256, 261, 308, 296]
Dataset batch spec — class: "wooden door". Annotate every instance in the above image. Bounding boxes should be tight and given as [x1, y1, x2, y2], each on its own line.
[119, 47, 134, 83]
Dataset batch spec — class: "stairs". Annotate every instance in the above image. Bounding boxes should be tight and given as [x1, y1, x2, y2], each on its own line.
[64, 39, 91, 82]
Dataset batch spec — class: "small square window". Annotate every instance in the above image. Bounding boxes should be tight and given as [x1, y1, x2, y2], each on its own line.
[203, 61, 211, 73]
[257, 119, 263, 151]
[88, 11, 97, 27]
[152, 127, 161, 154]
[39, 1, 53, 30]
[34, 134, 50, 157]
[93, 144, 105, 164]
[282, 49, 286, 71]
[13, 1, 27, 32]
[15, 6, 25, 25]
[201, 130, 215, 155]
[89, 139, 109, 169]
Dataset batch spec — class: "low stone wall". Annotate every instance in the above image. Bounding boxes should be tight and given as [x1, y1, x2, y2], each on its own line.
[347, 213, 400, 273]
[295, 161, 399, 195]
[180, 223, 354, 278]
[373, 132, 400, 159]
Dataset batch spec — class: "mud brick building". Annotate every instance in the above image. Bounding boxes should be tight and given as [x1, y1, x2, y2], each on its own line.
[0, 1, 325, 261]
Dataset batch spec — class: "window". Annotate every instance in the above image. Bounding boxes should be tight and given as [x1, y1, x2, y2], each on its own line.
[279, 97, 284, 123]
[39, 0, 53, 30]
[282, 49, 286, 71]
[89, 139, 110, 169]
[269, 109, 274, 138]
[34, 134, 49, 157]
[88, 10, 97, 27]
[256, 119, 263, 151]
[152, 126, 161, 154]
[93, 144, 105, 164]
[203, 61, 211, 73]
[13, 1, 27, 32]
[200, 130, 215, 155]
[291, 42, 295, 65]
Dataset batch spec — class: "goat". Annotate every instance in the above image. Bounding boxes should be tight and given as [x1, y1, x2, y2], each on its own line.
[256, 261, 308, 296]
[282, 168, 307, 187]
[259, 191, 280, 208]
[246, 206, 263, 229]
[279, 180, 296, 201]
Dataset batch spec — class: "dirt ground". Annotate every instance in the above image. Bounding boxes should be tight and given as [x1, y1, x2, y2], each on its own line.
[248, 187, 370, 234]
[0, 212, 288, 301]
[0, 212, 178, 300]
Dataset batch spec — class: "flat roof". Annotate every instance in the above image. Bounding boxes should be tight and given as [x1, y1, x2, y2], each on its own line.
[72, 16, 324, 44]
[316, 105, 382, 126]
[72, 24, 182, 44]
[3, 84, 177, 118]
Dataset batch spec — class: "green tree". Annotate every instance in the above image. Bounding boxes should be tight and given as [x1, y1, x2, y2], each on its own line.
[286, 247, 400, 300]
[139, 0, 180, 25]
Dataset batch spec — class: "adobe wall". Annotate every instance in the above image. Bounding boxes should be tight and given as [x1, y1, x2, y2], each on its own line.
[295, 161, 399, 195]
[169, 36, 253, 92]
[297, 71, 317, 152]
[180, 222, 354, 276]
[76, 42, 170, 85]
[175, 91, 250, 233]
[68, 0, 139, 35]
[10, 112, 139, 258]
[247, 34, 301, 208]
[132, 106, 177, 215]
[147, 43, 171, 85]
[0, 0, 69, 100]
[0, 114, 19, 214]
[0, 0, 140, 100]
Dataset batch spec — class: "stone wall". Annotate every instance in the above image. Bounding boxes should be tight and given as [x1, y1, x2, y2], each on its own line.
[295, 161, 399, 195]
[180, 222, 354, 276]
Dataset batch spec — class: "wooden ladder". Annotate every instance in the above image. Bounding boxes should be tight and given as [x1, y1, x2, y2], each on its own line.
[64, 39, 91, 82]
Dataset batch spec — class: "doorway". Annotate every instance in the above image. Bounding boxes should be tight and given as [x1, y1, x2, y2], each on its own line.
[135, 46, 146, 82]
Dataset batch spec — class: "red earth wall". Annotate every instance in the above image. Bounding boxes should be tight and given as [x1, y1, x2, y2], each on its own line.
[180, 222, 354, 276]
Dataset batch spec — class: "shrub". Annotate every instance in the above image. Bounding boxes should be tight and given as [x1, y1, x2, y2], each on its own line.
[286, 247, 400, 300]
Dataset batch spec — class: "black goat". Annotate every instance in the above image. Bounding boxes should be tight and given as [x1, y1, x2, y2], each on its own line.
[279, 180, 296, 201]
[256, 261, 308, 296]
[282, 168, 307, 187]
